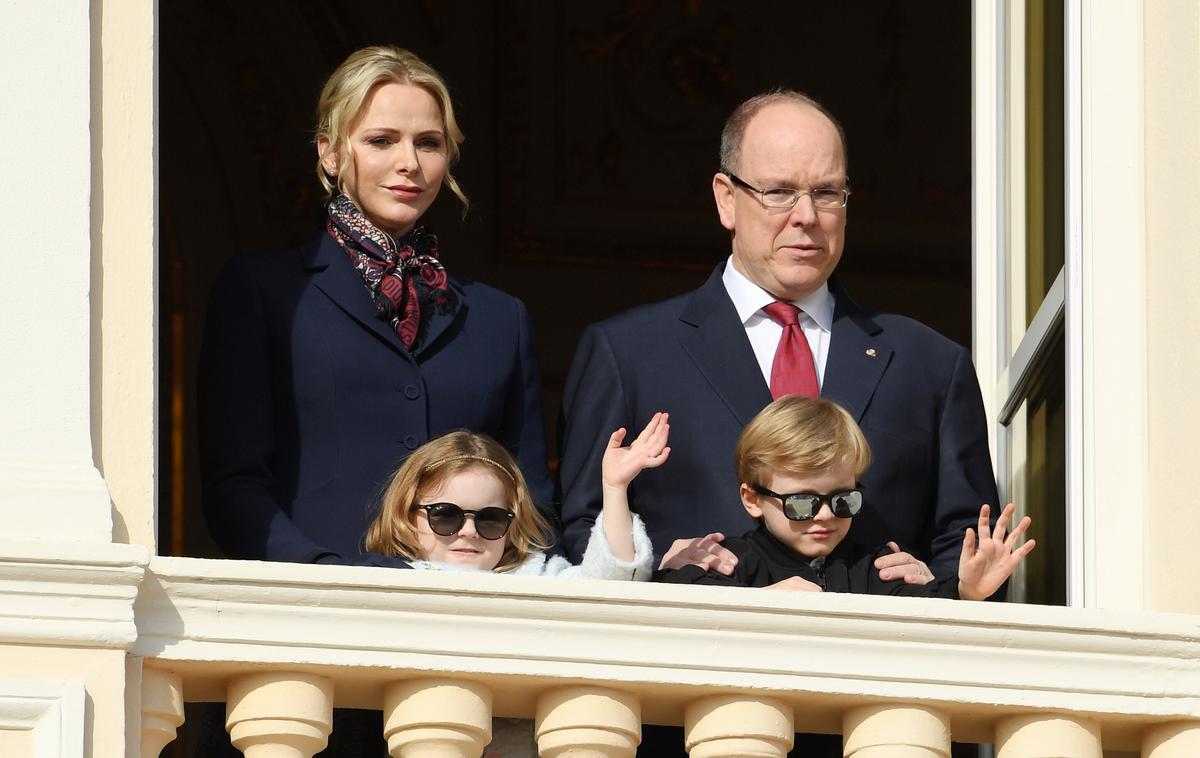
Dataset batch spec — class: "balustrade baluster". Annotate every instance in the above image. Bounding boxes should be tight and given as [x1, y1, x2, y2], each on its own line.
[226, 671, 333, 758]
[995, 714, 1101, 758]
[1142, 720, 1200, 757]
[842, 704, 950, 758]
[140, 667, 184, 758]
[684, 694, 793, 758]
[535, 685, 641, 757]
[383, 678, 492, 758]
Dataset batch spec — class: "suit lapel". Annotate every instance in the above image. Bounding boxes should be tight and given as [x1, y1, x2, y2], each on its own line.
[822, 280, 891, 422]
[306, 234, 414, 359]
[678, 265, 773, 426]
[410, 279, 464, 359]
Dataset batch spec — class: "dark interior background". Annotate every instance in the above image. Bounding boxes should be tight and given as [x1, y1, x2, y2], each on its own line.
[159, 0, 972, 558]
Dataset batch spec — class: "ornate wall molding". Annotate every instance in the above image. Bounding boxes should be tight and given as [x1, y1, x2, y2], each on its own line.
[0, 540, 148, 650]
[0, 679, 85, 758]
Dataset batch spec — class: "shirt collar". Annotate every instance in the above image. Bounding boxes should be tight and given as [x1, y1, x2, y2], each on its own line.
[722, 256, 834, 332]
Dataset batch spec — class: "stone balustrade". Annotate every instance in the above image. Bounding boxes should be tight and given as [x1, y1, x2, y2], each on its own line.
[126, 556, 1200, 757]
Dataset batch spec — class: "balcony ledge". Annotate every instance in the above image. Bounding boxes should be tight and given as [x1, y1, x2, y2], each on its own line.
[133, 555, 1200, 747]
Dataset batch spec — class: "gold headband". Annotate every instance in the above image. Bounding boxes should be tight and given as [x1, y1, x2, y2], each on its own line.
[423, 454, 516, 483]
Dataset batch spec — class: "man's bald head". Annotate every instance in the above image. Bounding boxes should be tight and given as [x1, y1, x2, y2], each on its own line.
[719, 90, 848, 174]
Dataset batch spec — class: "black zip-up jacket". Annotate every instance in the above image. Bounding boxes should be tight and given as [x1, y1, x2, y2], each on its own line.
[657, 523, 960, 598]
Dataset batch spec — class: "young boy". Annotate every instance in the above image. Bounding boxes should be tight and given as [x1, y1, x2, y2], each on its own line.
[657, 395, 1034, 599]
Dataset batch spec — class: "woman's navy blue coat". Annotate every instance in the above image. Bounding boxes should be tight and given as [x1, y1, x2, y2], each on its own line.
[198, 232, 553, 564]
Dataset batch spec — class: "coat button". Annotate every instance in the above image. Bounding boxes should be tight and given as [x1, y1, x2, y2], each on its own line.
[403, 434, 420, 450]
[403, 384, 421, 400]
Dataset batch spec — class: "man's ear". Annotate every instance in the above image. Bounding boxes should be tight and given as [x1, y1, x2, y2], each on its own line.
[713, 172, 736, 232]
[740, 483, 762, 518]
[316, 135, 339, 177]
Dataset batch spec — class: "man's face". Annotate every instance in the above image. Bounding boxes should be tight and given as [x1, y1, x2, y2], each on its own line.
[713, 102, 848, 301]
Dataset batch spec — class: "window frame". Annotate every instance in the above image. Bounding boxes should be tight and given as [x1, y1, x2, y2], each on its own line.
[973, 0, 1148, 609]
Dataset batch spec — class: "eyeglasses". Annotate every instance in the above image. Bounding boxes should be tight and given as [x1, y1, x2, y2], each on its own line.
[414, 502, 516, 540]
[723, 169, 850, 210]
[751, 484, 864, 521]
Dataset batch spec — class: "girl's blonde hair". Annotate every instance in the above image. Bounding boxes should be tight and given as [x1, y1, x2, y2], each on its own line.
[314, 45, 469, 209]
[364, 431, 551, 571]
[735, 395, 872, 485]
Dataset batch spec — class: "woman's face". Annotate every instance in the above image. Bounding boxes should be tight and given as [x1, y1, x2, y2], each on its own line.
[413, 466, 511, 570]
[320, 81, 448, 237]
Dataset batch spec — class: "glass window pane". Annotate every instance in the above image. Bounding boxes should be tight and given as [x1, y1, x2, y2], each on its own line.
[1024, 0, 1065, 325]
[1013, 335, 1066, 605]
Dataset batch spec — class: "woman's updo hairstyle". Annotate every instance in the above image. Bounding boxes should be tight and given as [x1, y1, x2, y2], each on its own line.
[314, 45, 468, 208]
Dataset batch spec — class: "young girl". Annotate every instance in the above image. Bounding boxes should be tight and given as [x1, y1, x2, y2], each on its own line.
[364, 413, 671, 578]
[363, 417, 667, 756]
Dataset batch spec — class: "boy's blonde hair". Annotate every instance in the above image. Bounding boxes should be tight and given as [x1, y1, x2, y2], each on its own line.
[735, 396, 871, 485]
[314, 45, 468, 208]
[364, 431, 551, 571]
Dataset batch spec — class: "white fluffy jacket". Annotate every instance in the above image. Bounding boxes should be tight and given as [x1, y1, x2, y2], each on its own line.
[408, 514, 654, 580]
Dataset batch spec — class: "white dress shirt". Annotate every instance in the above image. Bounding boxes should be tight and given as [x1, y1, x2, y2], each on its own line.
[721, 257, 834, 389]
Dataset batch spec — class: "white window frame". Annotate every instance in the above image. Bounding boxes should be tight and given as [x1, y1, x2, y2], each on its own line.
[973, 0, 1148, 610]
[973, 0, 1077, 606]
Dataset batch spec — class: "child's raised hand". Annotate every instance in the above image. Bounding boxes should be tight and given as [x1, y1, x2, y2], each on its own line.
[602, 412, 671, 489]
[957, 503, 1036, 601]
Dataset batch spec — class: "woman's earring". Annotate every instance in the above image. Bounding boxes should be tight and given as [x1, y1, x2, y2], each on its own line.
[320, 151, 338, 177]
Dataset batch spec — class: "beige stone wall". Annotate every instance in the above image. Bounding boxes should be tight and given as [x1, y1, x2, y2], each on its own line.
[0, 646, 129, 757]
[95, 0, 158, 551]
[0, 730, 32, 756]
[1144, 0, 1200, 614]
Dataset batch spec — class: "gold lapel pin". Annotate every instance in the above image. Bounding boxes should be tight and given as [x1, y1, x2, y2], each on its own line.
[865, 348, 877, 358]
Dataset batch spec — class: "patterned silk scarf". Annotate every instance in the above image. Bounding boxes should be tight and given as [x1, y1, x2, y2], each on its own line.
[326, 194, 455, 350]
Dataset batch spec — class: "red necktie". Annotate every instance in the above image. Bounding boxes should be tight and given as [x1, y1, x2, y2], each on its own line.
[762, 301, 819, 399]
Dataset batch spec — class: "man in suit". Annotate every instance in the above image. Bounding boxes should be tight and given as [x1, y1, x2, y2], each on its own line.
[558, 90, 998, 583]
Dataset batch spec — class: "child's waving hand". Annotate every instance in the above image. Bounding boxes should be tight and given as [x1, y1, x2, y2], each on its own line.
[957, 503, 1036, 601]
[602, 412, 672, 489]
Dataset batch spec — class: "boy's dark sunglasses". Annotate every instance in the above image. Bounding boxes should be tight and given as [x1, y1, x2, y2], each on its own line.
[414, 502, 515, 540]
[751, 484, 864, 521]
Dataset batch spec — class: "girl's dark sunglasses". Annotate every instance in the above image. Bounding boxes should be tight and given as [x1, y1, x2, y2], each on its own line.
[414, 502, 516, 540]
[751, 484, 864, 521]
